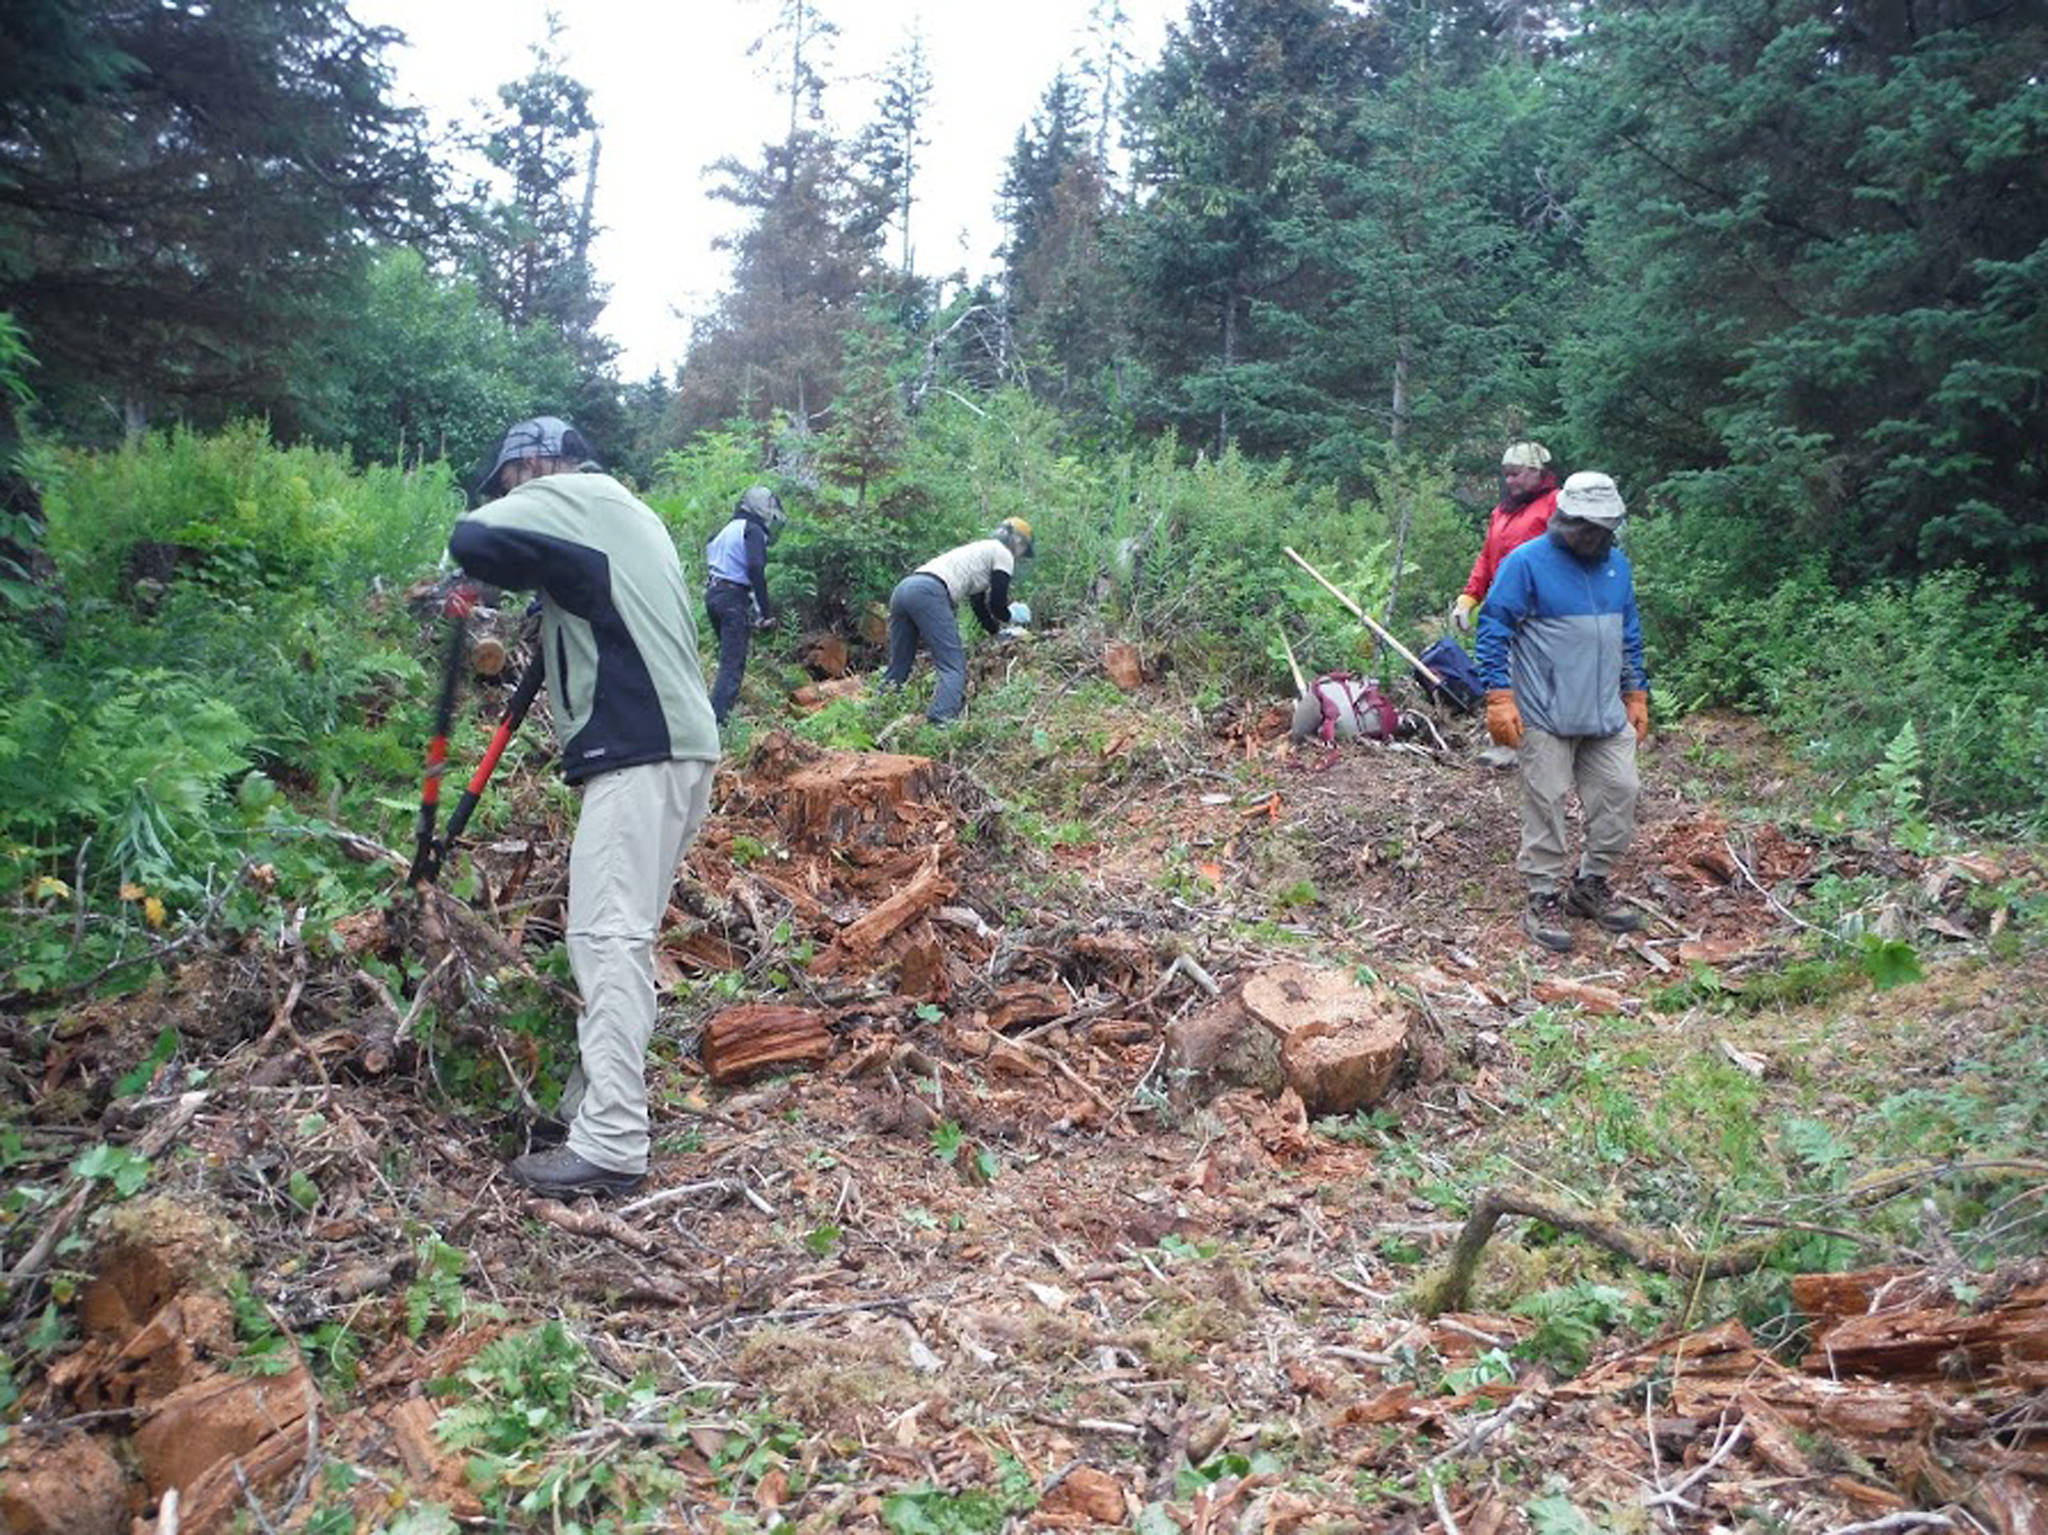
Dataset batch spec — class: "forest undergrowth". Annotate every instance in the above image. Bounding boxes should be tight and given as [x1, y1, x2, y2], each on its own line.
[2, 574, 2043, 1531]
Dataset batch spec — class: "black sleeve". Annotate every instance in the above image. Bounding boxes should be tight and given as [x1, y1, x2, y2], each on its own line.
[969, 593, 1000, 635]
[448, 520, 608, 617]
[449, 518, 549, 594]
[987, 569, 1011, 622]
[744, 521, 772, 619]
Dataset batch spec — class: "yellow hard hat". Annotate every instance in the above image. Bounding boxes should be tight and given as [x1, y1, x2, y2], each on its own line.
[997, 516, 1034, 556]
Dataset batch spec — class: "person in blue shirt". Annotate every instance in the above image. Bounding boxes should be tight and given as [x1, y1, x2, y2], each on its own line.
[703, 486, 785, 726]
[1476, 472, 1652, 952]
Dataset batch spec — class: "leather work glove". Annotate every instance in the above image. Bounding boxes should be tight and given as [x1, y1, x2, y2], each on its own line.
[1624, 689, 1650, 743]
[753, 613, 778, 632]
[1450, 593, 1479, 635]
[1485, 688, 1524, 750]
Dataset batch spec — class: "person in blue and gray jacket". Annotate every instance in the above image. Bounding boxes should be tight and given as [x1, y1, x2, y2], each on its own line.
[1476, 471, 1652, 953]
[704, 486, 785, 726]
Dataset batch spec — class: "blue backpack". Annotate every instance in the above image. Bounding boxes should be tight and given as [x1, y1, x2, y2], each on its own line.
[1416, 636, 1484, 714]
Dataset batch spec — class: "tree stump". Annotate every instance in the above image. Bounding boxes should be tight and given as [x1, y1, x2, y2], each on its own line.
[700, 1005, 834, 1085]
[772, 751, 942, 852]
[1104, 642, 1144, 691]
[801, 633, 851, 678]
[1166, 962, 1409, 1117]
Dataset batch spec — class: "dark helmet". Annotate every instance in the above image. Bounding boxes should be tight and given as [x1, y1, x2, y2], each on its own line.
[736, 485, 787, 543]
[476, 416, 595, 499]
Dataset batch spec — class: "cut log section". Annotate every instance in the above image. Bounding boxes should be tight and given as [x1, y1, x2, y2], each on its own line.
[700, 1004, 834, 1085]
[791, 676, 864, 712]
[810, 854, 954, 976]
[1166, 962, 1411, 1117]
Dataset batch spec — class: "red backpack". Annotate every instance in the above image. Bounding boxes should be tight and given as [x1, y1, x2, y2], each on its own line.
[1307, 672, 1398, 744]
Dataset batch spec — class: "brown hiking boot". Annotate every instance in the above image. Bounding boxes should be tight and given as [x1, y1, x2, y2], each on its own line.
[1566, 875, 1642, 934]
[505, 1146, 644, 1198]
[1521, 889, 1574, 952]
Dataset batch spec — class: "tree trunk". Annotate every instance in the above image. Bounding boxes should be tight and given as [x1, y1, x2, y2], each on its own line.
[1390, 331, 1411, 450]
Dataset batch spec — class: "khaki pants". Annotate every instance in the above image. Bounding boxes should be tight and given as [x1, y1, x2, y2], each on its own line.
[1517, 727, 1638, 894]
[560, 757, 715, 1173]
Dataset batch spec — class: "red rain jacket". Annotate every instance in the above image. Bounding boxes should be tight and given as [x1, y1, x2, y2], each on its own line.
[1461, 484, 1559, 602]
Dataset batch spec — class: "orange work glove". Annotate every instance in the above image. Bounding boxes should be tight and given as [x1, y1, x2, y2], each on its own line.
[1485, 688, 1524, 749]
[1623, 689, 1650, 743]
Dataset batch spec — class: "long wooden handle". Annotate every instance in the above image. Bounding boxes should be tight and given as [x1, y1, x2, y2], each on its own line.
[1283, 546, 1442, 687]
[1277, 629, 1308, 697]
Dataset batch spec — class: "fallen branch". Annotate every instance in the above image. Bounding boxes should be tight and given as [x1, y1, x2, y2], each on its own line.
[1644, 1415, 1747, 1512]
[1419, 1187, 1780, 1314]
[616, 1178, 746, 1219]
[524, 1197, 659, 1255]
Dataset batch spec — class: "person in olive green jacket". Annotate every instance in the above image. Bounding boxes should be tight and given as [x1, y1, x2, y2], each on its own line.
[449, 417, 720, 1197]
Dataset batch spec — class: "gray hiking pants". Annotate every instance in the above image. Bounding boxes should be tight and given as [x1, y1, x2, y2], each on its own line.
[885, 573, 967, 722]
[1517, 726, 1639, 894]
[559, 756, 715, 1173]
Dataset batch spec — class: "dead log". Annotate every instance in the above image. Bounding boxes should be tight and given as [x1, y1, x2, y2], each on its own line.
[893, 924, 950, 1002]
[700, 1005, 834, 1085]
[132, 1365, 313, 1500]
[523, 1198, 658, 1255]
[986, 983, 1068, 1032]
[1164, 988, 1286, 1104]
[1801, 1282, 2048, 1383]
[0, 1431, 129, 1535]
[662, 927, 749, 974]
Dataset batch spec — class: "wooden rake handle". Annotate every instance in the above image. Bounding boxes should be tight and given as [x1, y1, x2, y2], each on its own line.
[1283, 546, 1443, 687]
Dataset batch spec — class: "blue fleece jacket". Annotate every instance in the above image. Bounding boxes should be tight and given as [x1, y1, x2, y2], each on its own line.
[1475, 532, 1648, 739]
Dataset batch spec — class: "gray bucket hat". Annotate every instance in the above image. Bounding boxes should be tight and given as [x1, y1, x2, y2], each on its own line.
[1554, 471, 1626, 528]
[477, 416, 595, 498]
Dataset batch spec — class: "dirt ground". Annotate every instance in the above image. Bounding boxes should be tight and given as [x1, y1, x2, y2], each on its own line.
[2, 662, 2042, 1535]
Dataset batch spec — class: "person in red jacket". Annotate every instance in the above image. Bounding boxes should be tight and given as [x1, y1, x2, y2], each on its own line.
[1449, 442, 1560, 635]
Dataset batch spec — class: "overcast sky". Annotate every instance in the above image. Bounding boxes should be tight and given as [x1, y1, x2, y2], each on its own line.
[352, 0, 1176, 378]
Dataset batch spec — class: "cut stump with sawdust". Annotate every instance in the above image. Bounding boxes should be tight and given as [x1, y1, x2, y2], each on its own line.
[770, 749, 943, 852]
[1166, 961, 1410, 1117]
[701, 1004, 835, 1084]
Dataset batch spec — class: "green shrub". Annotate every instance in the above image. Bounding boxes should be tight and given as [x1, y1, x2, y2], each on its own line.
[1631, 500, 2048, 828]
[42, 419, 457, 601]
